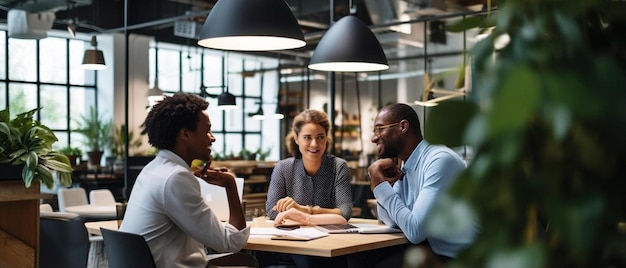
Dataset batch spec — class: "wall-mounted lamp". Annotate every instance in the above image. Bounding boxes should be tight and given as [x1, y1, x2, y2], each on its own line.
[197, 0, 305, 51]
[81, 36, 106, 70]
[308, 15, 388, 72]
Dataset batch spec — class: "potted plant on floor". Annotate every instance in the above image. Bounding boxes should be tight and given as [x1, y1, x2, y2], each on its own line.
[73, 107, 112, 170]
[0, 108, 73, 188]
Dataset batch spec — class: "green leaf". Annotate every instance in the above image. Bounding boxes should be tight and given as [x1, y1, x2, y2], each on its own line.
[21, 162, 35, 188]
[425, 101, 478, 148]
[57, 171, 73, 187]
[554, 10, 582, 45]
[470, 36, 495, 68]
[486, 243, 545, 268]
[0, 122, 11, 138]
[25, 151, 38, 170]
[42, 158, 73, 173]
[9, 149, 27, 162]
[36, 164, 54, 189]
[488, 65, 540, 136]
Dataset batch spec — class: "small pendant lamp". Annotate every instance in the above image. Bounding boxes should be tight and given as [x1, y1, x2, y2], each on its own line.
[81, 36, 106, 70]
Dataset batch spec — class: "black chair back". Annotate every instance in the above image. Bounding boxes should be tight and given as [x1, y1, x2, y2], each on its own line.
[40, 216, 90, 268]
[101, 228, 156, 268]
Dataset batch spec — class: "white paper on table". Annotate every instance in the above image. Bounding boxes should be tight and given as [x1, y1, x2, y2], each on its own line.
[250, 227, 329, 240]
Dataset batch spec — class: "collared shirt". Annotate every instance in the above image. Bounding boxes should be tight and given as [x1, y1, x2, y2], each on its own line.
[121, 150, 250, 268]
[374, 140, 477, 258]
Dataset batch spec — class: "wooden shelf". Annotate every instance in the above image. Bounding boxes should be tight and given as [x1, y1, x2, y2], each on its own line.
[0, 193, 53, 202]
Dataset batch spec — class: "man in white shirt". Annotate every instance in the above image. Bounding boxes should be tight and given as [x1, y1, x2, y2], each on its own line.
[121, 92, 256, 267]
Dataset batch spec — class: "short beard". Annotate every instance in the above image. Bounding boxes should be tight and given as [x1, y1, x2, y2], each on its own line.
[379, 144, 399, 159]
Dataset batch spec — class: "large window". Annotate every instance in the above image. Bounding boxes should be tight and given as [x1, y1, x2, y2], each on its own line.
[0, 30, 98, 152]
[149, 44, 282, 160]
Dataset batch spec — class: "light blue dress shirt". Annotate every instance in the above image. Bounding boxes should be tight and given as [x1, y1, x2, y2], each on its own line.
[374, 140, 477, 258]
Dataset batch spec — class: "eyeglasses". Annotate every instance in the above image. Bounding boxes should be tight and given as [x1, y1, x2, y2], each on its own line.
[373, 122, 401, 136]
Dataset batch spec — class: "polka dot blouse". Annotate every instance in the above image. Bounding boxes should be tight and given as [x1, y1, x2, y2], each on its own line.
[265, 155, 353, 220]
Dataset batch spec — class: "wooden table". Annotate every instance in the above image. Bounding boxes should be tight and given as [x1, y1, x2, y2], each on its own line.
[246, 218, 407, 257]
[86, 218, 407, 257]
[85, 220, 117, 235]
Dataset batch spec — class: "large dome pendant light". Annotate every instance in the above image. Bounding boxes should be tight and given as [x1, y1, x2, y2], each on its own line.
[197, 0, 305, 51]
[308, 11, 388, 72]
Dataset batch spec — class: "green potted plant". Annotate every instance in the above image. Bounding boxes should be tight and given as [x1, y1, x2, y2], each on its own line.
[0, 108, 73, 189]
[110, 124, 143, 160]
[255, 147, 271, 161]
[73, 106, 112, 169]
[59, 146, 82, 167]
[110, 124, 144, 172]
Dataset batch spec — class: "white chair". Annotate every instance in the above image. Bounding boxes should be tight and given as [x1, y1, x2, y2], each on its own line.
[57, 187, 88, 212]
[89, 189, 117, 206]
[40, 203, 53, 213]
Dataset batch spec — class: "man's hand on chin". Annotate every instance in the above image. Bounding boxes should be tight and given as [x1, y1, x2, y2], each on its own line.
[369, 158, 403, 190]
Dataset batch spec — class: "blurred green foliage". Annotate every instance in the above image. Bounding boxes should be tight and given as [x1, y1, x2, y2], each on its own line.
[428, 0, 626, 267]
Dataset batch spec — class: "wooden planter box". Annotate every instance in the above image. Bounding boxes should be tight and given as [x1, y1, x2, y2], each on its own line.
[0, 177, 50, 267]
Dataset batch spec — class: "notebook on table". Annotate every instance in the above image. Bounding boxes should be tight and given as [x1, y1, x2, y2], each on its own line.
[314, 223, 402, 234]
[197, 177, 244, 222]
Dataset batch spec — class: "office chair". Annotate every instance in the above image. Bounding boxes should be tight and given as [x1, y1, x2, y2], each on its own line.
[101, 228, 156, 268]
[40, 215, 90, 268]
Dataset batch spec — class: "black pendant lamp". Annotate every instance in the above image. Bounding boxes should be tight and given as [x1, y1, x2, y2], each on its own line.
[198, 0, 305, 51]
[217, 92, 237, 110]
[248, 105, 265, 120]
[271, 105, 285, 119]
[82, 36, 106, 70]
[308, 15, 388, 72]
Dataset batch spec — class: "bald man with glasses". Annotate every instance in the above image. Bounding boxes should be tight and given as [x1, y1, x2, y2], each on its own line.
[348, 103, 478, 268]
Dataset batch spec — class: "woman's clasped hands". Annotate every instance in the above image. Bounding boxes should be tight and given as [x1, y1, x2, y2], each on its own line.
[272, 196, 309, 213]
